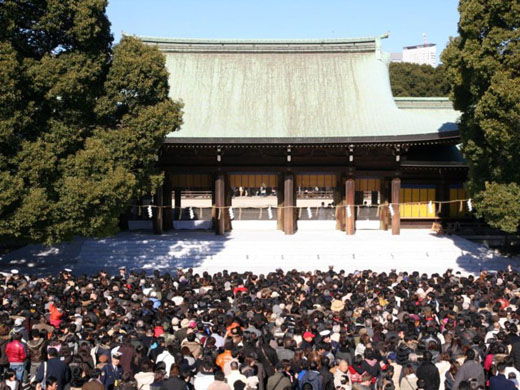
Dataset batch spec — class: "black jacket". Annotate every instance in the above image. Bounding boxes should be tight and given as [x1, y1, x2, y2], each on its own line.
[163, 376, 187, 390]
[35, 357, 71, 390]
[416, 361, 440, 390]
[512, 341, 520, 371]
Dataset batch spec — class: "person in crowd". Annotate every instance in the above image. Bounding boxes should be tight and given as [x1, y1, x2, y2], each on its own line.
[2, 370, 19, 390]
[452, 349, 484, 390]
[5, 332, 25, 383]
[208, 371, 231, 390]
[100, 352, 123, 390]
[82, 369, 105, 390]
[35, 348, 70, 390]
[490, 362, 516, 390]
[416, 351, 440, 390]
[266, 363, 290, 390]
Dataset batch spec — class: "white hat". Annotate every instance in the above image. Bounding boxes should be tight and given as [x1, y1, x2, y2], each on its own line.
[64, 268, 72, 273]
[320, 329, 332, 337]
[14, 318, 24, 326]
[11, 269, 19, 275]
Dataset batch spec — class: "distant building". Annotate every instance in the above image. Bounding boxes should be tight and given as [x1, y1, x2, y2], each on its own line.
[402, 43, 437, 67]
[390, 52, 403, 63]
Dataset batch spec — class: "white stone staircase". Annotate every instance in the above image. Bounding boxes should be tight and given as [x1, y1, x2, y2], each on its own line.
[1, 225, 514, 277]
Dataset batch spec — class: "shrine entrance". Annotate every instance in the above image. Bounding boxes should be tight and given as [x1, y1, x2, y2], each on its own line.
[355, 177, 383, 230]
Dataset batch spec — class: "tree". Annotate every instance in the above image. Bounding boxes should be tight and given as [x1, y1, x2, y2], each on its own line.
[389, 62, 450, 97]
[0, 0, 183, 244]
[442, 0, 520, 233]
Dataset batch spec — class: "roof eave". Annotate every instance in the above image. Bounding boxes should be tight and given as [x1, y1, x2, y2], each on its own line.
[163, 130, 460, 146]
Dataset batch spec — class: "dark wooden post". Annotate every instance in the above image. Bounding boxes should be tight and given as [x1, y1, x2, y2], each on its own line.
[437, 181, 450, 219]
[391, 177, 401, 235]
[277, 173, 284, 230]
[152, 187, 163, 235]
[345, 178, 355, 235]
[380, 179, 390, 230]
[215, 173, 226, 235]
[162, 174, 172, 231]
[173, 188, 182, 226]
[334, 174, 345, 231]
[283, 173, 296, 234]
[224, 174, 232, 232]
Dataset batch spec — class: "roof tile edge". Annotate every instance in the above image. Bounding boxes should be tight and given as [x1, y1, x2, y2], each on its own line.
[135, 33, 390, 53]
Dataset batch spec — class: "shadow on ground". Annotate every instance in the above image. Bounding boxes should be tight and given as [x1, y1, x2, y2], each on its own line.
[426, 232, 514, 274]
[0, 229, 229, 277]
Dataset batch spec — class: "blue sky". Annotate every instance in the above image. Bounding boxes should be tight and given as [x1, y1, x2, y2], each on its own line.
[107, 0, 459, 61]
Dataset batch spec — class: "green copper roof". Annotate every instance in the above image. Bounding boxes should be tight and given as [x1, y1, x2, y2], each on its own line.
[139, 36, 459, 141]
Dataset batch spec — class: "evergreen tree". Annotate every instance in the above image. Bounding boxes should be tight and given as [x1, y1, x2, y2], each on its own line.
[0, 0, 183, 244]
[389, 62, 450, 97]
[442, 0, 520, 233]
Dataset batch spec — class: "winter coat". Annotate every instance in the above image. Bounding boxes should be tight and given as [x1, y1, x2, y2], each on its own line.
[49, 303, 64, 328]
[35, 357, 71, 390]
[0, 337, 10, 365]
[163, 376, 188, 390]
[27, 339, 45, 363]
[452, 360, 485, 390]
[101, 364, 123, 390]
[349, 365, 365, 384]
[5, 340, 26, 363]
[400, 374, 418, 390]
[300, 370, 323, 390]
[489, 374, 516, 390]
[267, 372, 291, 390]
[416, 362, 440, 390]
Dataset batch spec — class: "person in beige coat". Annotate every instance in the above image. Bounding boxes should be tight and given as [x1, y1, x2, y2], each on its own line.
[208, 371, 231, 390]
[400, 365, 418, 390]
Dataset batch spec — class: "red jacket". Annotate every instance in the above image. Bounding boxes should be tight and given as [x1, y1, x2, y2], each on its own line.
[49, 302, 64, 328]
[5, 340, 26, 363]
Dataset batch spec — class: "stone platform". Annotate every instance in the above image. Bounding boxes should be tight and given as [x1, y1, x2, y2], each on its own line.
[0, 222, 516, 277]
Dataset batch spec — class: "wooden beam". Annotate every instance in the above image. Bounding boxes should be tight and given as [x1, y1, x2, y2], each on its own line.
[392, 177, 401, 235]
[345, 178, 355, 235]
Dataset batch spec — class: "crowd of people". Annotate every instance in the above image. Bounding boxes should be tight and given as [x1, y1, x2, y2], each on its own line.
[0, 265, 519, 390]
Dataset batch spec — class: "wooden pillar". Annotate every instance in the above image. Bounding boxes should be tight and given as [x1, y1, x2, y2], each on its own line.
[152, 187, 163, 235]
[391, 177, 401, 235]
[380, 179, 390, 231]
[211, 182, 216, 228]
[215, 173, 226, 235]
[173, 188, 182, 225]
[224, 174, 232, 232]
[277, 173, 284, 230]
[162, 175, 173, 231]
[345, 178, 355, 235]
[437, 181, 450, 219]
[335, 174, 346, 231]
[283, 173, 296, 234]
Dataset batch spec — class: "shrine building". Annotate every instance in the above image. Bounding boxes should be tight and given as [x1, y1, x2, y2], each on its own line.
[138, 34, 468, 235]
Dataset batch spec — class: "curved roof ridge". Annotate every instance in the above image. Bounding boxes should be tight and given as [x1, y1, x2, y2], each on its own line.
[134, 33, 390, 45]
